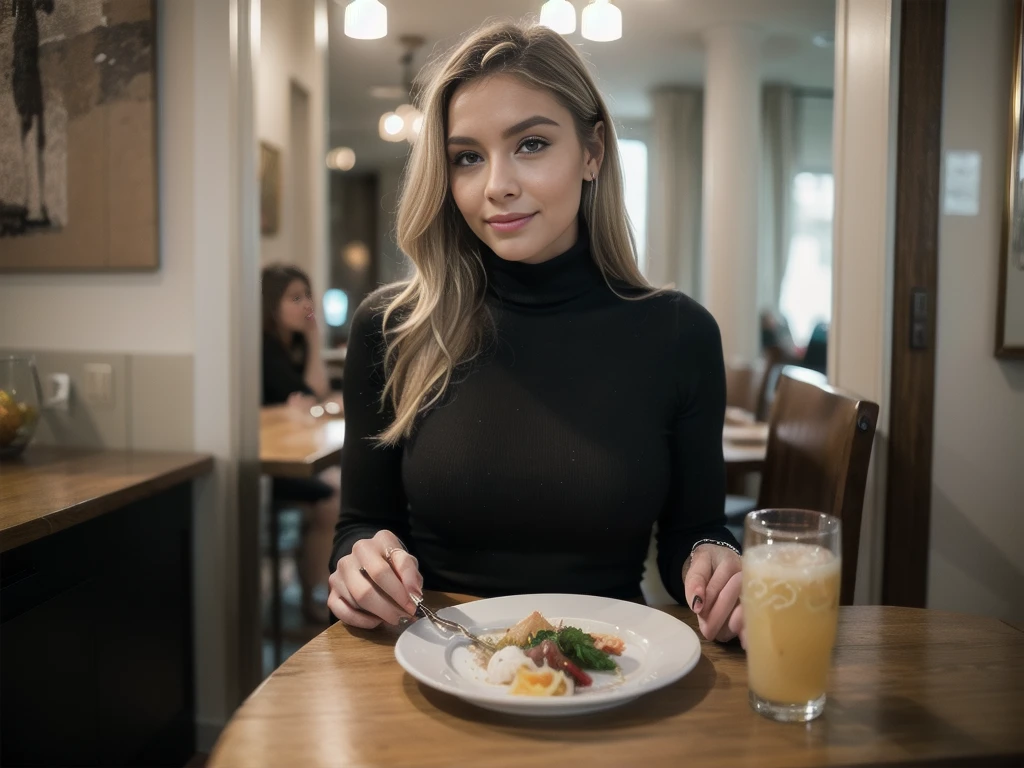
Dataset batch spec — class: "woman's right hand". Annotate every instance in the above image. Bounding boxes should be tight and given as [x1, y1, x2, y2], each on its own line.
[328, 530, 424, 628]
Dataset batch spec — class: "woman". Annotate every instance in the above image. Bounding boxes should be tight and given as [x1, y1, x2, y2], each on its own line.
[329, 21, 744, 644]
[262, 264, 341, 623]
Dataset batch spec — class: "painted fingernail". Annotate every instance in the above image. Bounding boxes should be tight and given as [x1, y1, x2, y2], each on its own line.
[692, 595, 703, 612]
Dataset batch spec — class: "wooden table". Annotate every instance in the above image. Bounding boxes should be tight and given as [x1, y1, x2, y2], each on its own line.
[259, 406, 345, 478]
[0, 445, 213, 553]
[209, 596, 1024, 768]
[0, 446, 212, 766]
[723, 439, 767, 471]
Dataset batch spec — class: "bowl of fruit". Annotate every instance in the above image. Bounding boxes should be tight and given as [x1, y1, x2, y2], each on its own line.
[0, 356, 42, 460]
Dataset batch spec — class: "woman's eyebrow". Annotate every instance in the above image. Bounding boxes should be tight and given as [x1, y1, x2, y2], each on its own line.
[447, 115, 560, 147]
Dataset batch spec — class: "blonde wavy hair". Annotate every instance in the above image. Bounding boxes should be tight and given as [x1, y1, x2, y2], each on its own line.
[378, 19, 651, 444]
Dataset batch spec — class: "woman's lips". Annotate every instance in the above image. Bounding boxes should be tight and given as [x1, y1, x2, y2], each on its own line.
[487, 213, 535, 232]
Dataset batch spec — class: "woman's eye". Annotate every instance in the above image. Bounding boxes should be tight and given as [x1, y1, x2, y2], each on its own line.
[452, 152, 482, 166]
[519, 137, 549, 154]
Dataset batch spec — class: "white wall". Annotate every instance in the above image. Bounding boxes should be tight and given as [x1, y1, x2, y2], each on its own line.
[0, 1, 196, 355]
[257, 0, 327, 300]
[929, 0, 1024, 624]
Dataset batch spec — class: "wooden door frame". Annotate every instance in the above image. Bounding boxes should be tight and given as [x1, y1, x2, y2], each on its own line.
[882, 0, 947, 607]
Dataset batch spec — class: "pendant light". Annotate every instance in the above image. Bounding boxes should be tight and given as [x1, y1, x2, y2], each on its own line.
[539, 0, 576, 35]
[581, 0, 622, 42]
[344, 0, 387, 40]
[378, 111, 405, 142]
[378, 35, 425, 144]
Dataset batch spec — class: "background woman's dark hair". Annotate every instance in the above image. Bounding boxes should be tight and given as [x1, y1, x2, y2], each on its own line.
[261, 264, 312, 339]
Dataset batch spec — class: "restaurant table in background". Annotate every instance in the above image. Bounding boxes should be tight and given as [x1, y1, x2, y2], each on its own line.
[723, 422, 768, 491]
[259, 405, 345, 478]
[209, 592, 1024, 768]
[259, 405, 346, 665]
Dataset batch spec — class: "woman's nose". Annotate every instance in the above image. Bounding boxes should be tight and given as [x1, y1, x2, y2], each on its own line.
[485, 158, 520, 200]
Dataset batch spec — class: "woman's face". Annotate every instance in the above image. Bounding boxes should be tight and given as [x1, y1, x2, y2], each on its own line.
[446, 73, 603, 265]
[277, 279, 314, 334]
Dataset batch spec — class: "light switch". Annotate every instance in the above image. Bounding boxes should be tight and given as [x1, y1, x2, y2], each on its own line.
[84, 363, 114, 407]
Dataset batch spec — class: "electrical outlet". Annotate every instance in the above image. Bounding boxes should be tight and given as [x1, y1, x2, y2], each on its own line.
[84, 363, 114, 407]
[43, 373, 71, 411]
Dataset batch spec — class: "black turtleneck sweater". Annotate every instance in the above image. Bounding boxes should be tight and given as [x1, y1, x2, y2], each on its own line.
[332, 230, 737, 605]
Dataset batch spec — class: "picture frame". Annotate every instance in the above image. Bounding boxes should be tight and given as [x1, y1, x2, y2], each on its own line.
[997, 0, 1024, 357]
[0, 0, 159, 272]
[260, 142, 282, 236]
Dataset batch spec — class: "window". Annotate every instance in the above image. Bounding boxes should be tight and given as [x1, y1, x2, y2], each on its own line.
[779, 172, 833, 347]
[618, 139, 648, 274]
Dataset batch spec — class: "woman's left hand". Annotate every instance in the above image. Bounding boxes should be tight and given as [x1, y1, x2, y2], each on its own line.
[682, 544, 745, 645]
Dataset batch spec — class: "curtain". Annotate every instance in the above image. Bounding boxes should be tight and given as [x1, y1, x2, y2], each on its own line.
[647, 87, 703, 298]
[758, 84, 796, 314]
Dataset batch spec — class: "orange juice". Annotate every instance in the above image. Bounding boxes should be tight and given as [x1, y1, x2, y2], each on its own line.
[742, 542, 841, 704]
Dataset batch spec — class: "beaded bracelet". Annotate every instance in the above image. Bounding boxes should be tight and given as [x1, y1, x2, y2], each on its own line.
[690, 538, 741, 557]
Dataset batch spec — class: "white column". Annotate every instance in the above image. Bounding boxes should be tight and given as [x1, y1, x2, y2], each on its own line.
[700, 24, 762, 364]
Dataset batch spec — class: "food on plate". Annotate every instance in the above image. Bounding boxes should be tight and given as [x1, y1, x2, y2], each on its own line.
[510, 666, 574, 697]
[479, 611, 625, 697]
[486, 646, 534, 685]
[495, 611, 555, 649]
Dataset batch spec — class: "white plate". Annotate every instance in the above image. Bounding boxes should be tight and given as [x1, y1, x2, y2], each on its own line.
[394, 593, 701, 716]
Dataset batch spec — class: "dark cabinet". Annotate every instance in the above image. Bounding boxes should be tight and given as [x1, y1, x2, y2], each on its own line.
[1, 484, 195, 767]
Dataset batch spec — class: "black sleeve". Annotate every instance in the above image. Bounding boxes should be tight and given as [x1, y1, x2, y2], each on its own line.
[262, 335, 314, 405]
[330, 289, 409, 572]
[656, 297, 739, 605]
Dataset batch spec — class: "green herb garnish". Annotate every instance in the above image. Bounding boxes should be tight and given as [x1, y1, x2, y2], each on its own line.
[523, 626, 616, 671]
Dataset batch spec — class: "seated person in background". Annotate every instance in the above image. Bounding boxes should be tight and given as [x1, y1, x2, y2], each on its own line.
[262, 264, 341, 624]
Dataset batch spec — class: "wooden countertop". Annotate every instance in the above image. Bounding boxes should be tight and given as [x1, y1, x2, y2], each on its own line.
[0, 446, 214, 553]
[210, 597, 1024, 768]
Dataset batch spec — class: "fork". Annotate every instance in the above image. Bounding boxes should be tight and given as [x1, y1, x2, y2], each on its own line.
[410, 593, 498, 652]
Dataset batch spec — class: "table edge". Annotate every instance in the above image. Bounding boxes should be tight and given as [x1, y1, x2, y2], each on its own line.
[0, 451, 215, 553]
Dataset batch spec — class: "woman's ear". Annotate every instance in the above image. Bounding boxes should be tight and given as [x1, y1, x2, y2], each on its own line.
[584, 120, 606, 180]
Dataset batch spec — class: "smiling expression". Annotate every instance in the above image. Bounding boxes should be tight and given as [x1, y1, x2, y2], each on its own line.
[446, 74, 603, 265]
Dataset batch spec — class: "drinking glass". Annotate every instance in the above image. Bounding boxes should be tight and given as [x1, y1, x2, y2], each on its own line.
[742, 508, 842, 722]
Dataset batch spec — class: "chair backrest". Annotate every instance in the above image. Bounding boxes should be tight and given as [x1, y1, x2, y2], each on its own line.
[751, 346, 784, 421]
[726, 347, 784, 419]
[725, 363, 754, 410]
[756, 369, 880, 605]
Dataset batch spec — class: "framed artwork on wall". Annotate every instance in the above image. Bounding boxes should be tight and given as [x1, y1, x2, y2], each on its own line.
[0, 0, 158, 271]
[259, 141, 281, 237]
[998, 0, 1024, 357]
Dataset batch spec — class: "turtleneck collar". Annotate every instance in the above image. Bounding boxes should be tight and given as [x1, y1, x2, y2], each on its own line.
[479, 222, 606, 308]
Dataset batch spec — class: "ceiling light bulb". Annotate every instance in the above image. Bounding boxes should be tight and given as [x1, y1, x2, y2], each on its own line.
[581, 0, 621, 42]
[344, 0, 387, 40]
[326, 147, 356, 171]
[384, 114, 404, 135]
[379, 111, 405, 141]
[540, 0, 576, 35]
[393, 103, 421, 142]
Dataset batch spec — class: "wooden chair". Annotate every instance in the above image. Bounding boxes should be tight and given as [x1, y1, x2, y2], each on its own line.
[749, 368, 879, 605]
[725, 363, 754, 411]
[725, 346, 783, 421]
